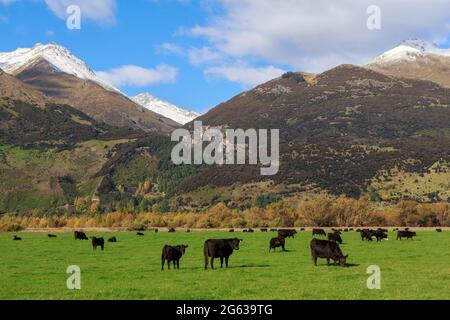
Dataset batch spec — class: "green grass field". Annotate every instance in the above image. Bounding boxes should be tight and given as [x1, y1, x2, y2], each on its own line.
[0, 231, 449, 300]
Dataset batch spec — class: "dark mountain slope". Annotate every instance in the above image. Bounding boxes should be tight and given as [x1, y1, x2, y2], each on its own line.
[182, 65, 450, 198]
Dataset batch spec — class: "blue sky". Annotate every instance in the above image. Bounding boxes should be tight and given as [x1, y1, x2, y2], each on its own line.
[1, 0, 449, 113]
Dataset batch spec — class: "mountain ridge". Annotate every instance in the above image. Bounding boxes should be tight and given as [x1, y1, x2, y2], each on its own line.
[132, 93, 200, 125]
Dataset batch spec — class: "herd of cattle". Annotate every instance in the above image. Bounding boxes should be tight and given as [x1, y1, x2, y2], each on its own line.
[10, 227, 442, 270]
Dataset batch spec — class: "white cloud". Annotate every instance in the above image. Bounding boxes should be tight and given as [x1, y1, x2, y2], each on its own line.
[189, 0, 450, 72]
[97, 64, 178, 88]
[44, 0, 116, 25]
[204, 63, 285, 88]
[156, 42, 184, 56]
[188, 46, 224, 65]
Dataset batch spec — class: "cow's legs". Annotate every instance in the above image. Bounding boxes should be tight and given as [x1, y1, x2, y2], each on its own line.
[326, 258, 330, 266]
[210, 258, 215, 270]
[162, 259, 165, 271]
[204, 256, 209, 270]
[220, 257, 224, 268]
[282, 244, 285, 251]
[176, 260, 180, 270]
[225, 256, 229, 268]
[168, 260, 171, 270]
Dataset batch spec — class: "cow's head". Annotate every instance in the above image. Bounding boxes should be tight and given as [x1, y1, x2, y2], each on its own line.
[231, 238, 242, 250]
[177, 245, 188, 254]
[339, 255, 349, 267]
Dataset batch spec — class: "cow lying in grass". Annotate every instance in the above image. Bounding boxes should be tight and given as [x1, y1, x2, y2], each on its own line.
[161, 245, 188, 270]
[74, 231, 88, 240]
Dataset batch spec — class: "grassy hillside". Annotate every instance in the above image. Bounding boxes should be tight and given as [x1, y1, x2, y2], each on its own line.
[0, 231, 449, 299]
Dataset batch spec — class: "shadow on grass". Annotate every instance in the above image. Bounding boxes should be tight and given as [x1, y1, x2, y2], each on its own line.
[269, 249, 294, 253]
[315, 263, 360, 268]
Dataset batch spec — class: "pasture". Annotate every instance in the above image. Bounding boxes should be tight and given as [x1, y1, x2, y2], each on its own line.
[0, 230, 449, 300]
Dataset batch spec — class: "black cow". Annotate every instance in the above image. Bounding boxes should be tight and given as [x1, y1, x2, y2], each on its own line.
[331, 228, 342, 234]
[13, 235, 22, 241]
[436, 228, 443, 233]
[378, 228, 388, 233]
[137, 232, 145, 236]
[108, 236, 117, 243]
[312, 228, 326, 236]
[74, 231, 88, 240]
[269, 237, 286, 252]
[154, 229, 159, 233]
[229, 229, 235, 232]
[270, 228, 278, 232]
[374, 230, 388, 242]
[91, 237, 104, 251]
[310, 239, 348, 267]
[186, 229, 191, 233]
[327, 232, 343, 244]
[48, 234, 57, 238]
[260, 228, 268, 232]
[397, 231, 416, 240]
[204, 238, 242, 270]
[161, 245, 188, 270]
[168, 228, 176, 233]
[278, 229, 297, 239]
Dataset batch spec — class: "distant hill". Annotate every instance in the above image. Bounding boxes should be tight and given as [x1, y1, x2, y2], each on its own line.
[179, 65, 449, 201]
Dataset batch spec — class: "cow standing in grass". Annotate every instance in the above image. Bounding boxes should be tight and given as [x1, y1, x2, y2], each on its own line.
[278, 229, 297, 239]
[327, 232, 343, 244]
[310, 239, 348, 267]
[161, 245, 188, 270]
[397, 231, 416, 240]
[312, 229, 326, 237]
[269, 236, 286, 252]
[204, 238, 242, 270]
[91, 237, 105, 251]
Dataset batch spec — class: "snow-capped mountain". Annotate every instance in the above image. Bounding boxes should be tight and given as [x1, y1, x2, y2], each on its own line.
[365, 39, 450, 89]
[366, 39, 450, 65]
[132, 93, 200, 125]
[0, 42, 118, 91]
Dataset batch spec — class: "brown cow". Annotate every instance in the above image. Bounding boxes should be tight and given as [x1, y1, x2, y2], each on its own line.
[161, 245, 188, 270]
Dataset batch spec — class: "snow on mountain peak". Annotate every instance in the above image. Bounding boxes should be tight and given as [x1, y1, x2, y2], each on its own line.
[132, 93, 201, 125]
[366, 39, 450, 66]
[0, 42, 118, 91]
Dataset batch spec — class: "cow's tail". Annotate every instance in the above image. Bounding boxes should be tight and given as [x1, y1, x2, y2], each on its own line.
[204, 242, 209, 269]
